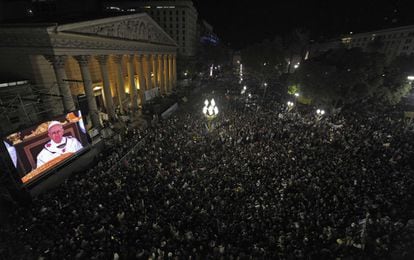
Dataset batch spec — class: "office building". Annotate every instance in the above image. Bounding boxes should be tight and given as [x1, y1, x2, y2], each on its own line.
[103, 0, 198, 57]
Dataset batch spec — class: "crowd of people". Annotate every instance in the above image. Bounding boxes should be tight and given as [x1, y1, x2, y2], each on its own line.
[1, 74, 414, 259]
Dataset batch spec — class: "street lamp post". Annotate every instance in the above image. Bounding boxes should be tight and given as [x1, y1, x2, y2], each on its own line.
[262, 82, 268, 102]
[287, 101, 294, 112]
[316, 108, 325, 121]
[203, 98, 219, 132]
[294, 92, 300, 106]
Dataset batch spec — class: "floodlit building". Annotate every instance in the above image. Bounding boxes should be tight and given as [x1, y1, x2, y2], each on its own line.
[0, 13, 178, 130]
[341, 24, 414, 58]
[309, 24, 414, 60]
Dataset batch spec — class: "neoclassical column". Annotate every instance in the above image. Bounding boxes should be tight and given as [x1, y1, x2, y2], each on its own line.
[74, 55, 101, 128]
[45, 55, 76, 112]
[127, 54, 138, 112]
[168, 54, 173, 92]
[136, 54, 146, 105]
[163, 54, 169, 94]
[157, 54, 164, 94]
[96, 55, 115, 120]
[172, 54, 177, 89]
[151, 54, 158, 91]
[112, 55, 126, 114]
[143, 54, 152, 91]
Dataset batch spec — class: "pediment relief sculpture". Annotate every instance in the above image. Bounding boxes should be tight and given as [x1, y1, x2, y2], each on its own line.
[66, 17, 172, 45]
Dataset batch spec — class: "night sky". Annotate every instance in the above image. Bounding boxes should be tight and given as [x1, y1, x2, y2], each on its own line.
[193, 0, 414, 50]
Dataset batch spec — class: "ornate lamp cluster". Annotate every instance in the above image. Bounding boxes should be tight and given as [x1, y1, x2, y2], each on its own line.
[203, 98, 219, 118]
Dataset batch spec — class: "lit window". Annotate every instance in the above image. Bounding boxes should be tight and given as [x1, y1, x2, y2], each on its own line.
[107, 6, 121, 11]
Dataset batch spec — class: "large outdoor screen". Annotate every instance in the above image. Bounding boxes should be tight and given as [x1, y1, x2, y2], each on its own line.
[2, 110, 90, 185]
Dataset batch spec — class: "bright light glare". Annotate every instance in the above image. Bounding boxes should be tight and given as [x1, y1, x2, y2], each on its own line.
[316, 109, 325, 115]
[208, 106, 214, 115]
[407, 76, 414, 80]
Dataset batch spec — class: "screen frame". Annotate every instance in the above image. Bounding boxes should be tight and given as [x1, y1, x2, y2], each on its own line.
[1, 110, 92, 188]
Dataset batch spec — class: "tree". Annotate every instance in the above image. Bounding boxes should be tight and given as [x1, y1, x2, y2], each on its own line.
[377, 54, 414, 104]
[290, 48, 386, 106]
[283, 28, 310, 73]
[241, 37, 286, 78]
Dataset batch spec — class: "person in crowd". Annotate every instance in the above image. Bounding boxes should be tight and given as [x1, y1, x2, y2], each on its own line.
[1, 73, 414, 260]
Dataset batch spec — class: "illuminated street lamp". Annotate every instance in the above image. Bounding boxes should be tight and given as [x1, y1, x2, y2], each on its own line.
[287, 101, 294, 112]
[239, 63, 243, 78]
[407, 76, 414, 81]
[293, 92, 300, 105]
[203, 98, 219, 131]
[241, 85, 247, 95]
[316, 108, 325, 120]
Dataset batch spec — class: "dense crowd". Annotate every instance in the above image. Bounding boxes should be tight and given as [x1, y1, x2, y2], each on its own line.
[1, 76, 414, 259]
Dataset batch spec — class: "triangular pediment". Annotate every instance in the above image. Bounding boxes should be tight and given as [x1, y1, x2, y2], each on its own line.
[55, 13, 176, 46]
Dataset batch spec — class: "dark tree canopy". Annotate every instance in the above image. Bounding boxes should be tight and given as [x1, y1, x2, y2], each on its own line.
[290, 48, 414, 106]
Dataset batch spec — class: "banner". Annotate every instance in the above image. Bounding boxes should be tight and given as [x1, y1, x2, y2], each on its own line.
[144, 87, 159, 101]
[161, 103, 178, 119]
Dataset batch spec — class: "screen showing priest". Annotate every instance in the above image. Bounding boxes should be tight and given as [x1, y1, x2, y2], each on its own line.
[36, 120, 83, 168]
[1, 110, 91, 185]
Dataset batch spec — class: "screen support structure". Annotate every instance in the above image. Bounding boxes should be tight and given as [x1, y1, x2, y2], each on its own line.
[0, 142, 32, 215]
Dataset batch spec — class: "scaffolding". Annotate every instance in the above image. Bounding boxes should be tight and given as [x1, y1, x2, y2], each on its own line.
[0, 81, 63, 135]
